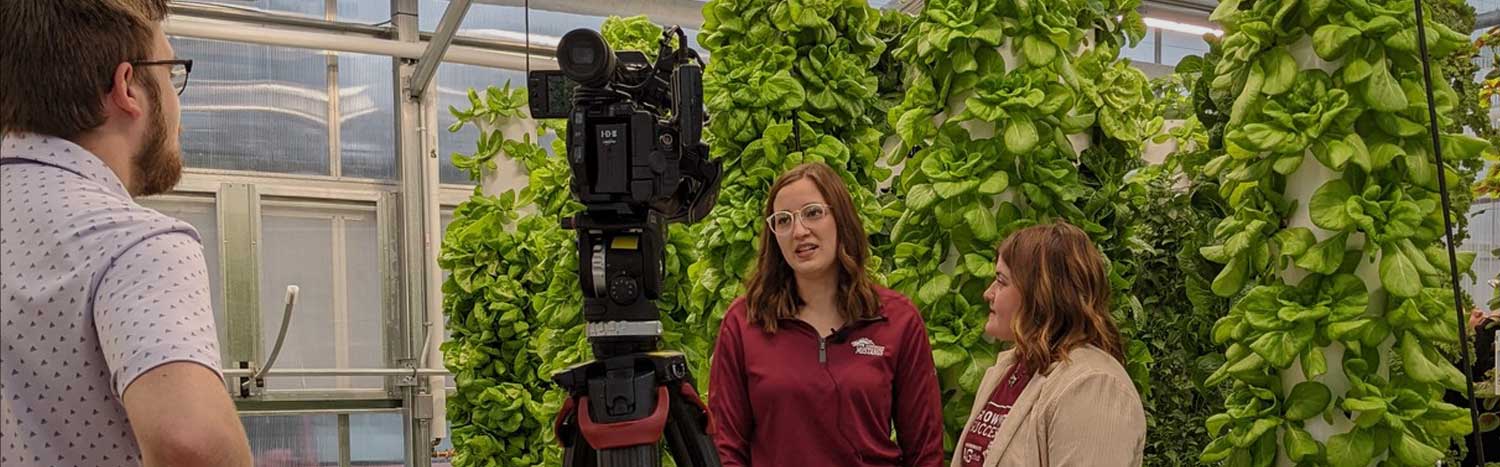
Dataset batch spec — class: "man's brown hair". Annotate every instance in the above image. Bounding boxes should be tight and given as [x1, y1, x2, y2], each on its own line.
[0, 0, 170, 139]
[744, 163, 882, 333]
[998, 220, 1126, 374]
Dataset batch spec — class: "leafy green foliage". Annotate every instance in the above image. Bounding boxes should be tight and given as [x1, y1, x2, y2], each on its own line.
[1128, 145, 1236, 466]
[1197, 0, 1487, 464]
[601, 15, 668, 61]
[441, 189, 581, 466]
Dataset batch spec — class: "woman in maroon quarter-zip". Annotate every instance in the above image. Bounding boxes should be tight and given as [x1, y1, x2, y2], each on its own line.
[708, 162, 945, 467]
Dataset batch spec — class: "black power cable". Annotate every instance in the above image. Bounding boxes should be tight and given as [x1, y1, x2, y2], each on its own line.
[1412, 0, 1488, 463]
[524, 0, 530, 75]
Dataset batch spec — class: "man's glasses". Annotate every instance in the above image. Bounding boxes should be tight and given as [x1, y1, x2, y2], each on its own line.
[766, 203, 830, 235]
[130, 59, 193, 95]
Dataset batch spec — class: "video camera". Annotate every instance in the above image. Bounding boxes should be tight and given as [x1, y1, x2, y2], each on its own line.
[528, 26, 722, 467]
[529, 27, 720, 356]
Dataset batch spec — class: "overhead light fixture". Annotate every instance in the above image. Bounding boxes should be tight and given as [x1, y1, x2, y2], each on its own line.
[1143, 17, 1224, 37]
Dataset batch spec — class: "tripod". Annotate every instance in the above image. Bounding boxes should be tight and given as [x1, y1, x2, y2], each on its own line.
[551, 212, 722, 467]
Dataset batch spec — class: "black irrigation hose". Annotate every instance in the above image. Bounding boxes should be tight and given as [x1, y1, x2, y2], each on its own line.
[1413, 0, 1488, 463]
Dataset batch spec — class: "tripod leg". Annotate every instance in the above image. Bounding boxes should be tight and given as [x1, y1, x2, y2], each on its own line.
[563, 426, 597, 467]
[661, 382, 722, 467]
[559, 399, 595, 467]
[596, 445, 661, 467]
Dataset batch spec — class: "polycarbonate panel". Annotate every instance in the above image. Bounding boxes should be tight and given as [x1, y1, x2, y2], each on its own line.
[417, 1, 707, 53]
[260, 213, 338, 390]
[1160, 29, 1209, 67]
[344, 212, 386, 384]
[338, 53, 398, 180]
[338, 0, 391, 24]
[1123, 28, 1158, 64]
[170, 37, 331, 175]
[181, 1, 389, 26]
[241, 414, 339, 466]
[194, 0, 322, 18]
[350, 412, 405, 464]
[259, 205, 384, 390]
[1463, 200, 1500, 308]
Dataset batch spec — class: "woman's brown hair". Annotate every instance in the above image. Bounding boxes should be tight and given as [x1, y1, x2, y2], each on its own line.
[998, 220, 1125, 373]
[744, 163, 881, 332]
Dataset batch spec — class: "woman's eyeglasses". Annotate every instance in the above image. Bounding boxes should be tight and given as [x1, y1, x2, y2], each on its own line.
[766, 203, 830, 235]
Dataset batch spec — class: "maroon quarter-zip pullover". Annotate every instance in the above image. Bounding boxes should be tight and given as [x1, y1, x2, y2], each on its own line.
[708, 287, 945, 467]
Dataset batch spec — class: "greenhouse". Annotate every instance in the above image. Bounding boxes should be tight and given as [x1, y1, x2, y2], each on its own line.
[2, 0, 1499, 466]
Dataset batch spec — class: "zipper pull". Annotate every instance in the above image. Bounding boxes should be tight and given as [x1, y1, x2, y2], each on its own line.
[819, 338, 827, 364]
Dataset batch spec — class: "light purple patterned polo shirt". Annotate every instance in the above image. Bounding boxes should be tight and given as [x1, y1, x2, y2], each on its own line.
[1, 132, 223, 466]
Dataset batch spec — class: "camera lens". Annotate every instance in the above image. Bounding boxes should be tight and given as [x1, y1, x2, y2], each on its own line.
[557, 29, 614, 88]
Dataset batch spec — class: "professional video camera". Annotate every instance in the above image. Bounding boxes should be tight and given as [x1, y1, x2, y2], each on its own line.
[528, 26, 722, 467]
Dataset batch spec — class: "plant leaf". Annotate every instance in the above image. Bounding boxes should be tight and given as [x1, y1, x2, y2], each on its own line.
[1284, 381, 1332, 421]
[1380, 243, 1422, 298]
[1310, 180, 1355, 231]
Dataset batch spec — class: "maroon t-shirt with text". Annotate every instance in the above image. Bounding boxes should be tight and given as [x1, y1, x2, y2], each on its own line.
[959, 363, 1034, 467]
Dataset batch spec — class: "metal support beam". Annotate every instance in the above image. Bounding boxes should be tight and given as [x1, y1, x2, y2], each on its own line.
[164, 16, 546, 70]
[219, 183, 263, 397]
[393, 0, 437, 464]
[409, 0, 473, 99]
[224, 368, 450, 377]
[339, 414, 353, 467]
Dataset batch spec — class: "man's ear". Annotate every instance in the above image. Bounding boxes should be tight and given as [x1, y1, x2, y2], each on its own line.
[106, 62, 146, 120]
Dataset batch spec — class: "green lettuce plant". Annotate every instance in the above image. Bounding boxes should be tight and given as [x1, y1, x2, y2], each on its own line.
[1197, 0, 1489, 464]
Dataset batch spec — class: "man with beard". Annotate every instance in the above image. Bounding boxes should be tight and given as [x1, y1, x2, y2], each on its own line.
[0, 1, 252, 466]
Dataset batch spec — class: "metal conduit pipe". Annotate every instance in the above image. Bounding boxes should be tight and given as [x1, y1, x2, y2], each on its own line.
[163, 16, 555, 70]
[223, 368, 451, 378]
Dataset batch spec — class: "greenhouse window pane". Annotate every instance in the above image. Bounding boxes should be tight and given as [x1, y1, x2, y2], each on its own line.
[190, 0, 387, 23]
[1160, 29, 1209, 67]
[192, 0, 322, 18]
[350, 412, 406, 464]
[1123, 28, 1158, 64]
[241, 413, 339, 466]
[170, 37, 331, 175]
[1463, 200, 1500, 308]
[259, 204, 384, 390]
[418, 1, 708, 55]
[345, 212, 386, 384]
[337, 0, 391, 24]
[338, 53, 398, 180]
[419, 1, 599, 37]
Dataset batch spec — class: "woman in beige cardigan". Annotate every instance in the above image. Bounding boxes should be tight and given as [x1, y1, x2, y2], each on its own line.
[952, 221, 1146, 467]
